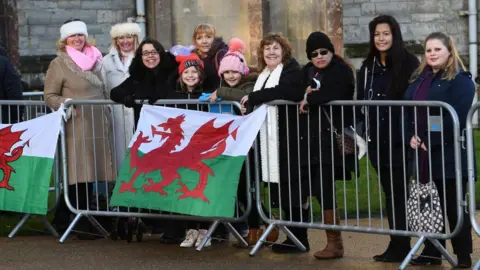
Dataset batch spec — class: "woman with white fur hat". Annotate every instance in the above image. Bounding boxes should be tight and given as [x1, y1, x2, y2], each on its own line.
[44, 19, 114, 240]
[101, 22, 141, 172]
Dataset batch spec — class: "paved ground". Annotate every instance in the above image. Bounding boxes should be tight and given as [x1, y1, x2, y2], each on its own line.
[1, 217, 479, 269]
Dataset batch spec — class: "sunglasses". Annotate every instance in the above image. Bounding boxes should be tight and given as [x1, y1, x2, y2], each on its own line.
[311, 49, 329, 58]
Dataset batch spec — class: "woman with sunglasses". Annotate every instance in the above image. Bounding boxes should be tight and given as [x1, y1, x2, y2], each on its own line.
[299, 31, 356, 260]
[356, 15, 420, 262]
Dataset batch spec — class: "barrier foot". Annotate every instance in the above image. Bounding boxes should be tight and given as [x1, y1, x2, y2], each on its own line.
[224, 222, 248, 248]
[8, 214, 31, 239]
[429, 238, 457, 268]
[41, 216, 59, 238]
[474, 258, 480, 270]
[86, 215, 110, 238]
[399, 236, 426, 270]
[59, 213, 82, 243]
[249, 223, 276, 256]
[280, 225, 307, 252]
[196, 220, 219, 252]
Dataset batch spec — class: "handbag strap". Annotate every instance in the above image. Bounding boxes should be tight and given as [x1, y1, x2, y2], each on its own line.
[321, 108, 340, 138]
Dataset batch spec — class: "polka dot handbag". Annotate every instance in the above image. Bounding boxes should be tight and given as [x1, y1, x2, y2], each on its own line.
[406, 180, 444, 233]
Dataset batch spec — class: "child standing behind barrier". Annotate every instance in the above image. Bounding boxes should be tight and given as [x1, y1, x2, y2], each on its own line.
[209, 37, 279, 246]
[164, 53, 212, 248]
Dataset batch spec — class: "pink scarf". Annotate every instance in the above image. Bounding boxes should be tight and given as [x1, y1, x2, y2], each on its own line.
[66, 45, 103, 71]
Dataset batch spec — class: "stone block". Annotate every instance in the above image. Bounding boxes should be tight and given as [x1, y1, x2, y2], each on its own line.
[344, 25, 369, 44]
[57, 0, 82, 9]
[26, 10, 53, 25]
[106, 0, 136, 10]
[413, 0, 450, 13]
[343, 4, 361, 17]
[375, 2, 414, 14]
[342, 0, 355, 3]
[17, 0, 32, 9]
[87, 23, 112, 35]
[18, 11, 27, 25]
[80, 0, 109, 9]
[353, 0, 370, 3]
[361, 3, 375, 16]
[32, 0, 58, 9]
[30, 25, 59, 37]
[344, 17, 359, 26]
[74, 10, 100, 24]
[97, 10, 118, 23]
[49, 10, 76, 24]
[411, 13, 447, 23]
[18, 25, 29, 37]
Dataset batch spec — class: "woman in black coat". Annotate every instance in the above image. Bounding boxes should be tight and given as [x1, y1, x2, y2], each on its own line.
[356, 15, 420, 262]
[110, 37, 178, 126]
[299, 32, 356, 260]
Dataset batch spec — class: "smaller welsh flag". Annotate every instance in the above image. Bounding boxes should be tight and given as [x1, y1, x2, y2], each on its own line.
[110, 104, 267, 217]
[0, 109, 63, 215]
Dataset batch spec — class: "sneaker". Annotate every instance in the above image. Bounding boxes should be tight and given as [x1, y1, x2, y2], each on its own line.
[180, 229, 198, 248]
[195, 229, 211, 248]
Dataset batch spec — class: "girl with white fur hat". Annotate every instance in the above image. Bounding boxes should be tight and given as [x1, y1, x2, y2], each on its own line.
[101, 22, 141, 172]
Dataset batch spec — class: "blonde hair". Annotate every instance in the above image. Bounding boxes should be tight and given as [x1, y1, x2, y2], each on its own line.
[412, 32, 466, 81]
[192, 23, 216, 45]
[257, 32, 293, 71]
[113, 35, 140, 57]
[56, 37, 96, 52]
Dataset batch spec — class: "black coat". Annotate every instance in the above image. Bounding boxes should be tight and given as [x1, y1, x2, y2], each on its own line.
[0, 56, 24, 123]
[199, 37, 228, 92]
[300, 57, 356, 179]
[110, 52, 178, 125]
[356, 52, 419, 169]
[164, 82, 208, 112]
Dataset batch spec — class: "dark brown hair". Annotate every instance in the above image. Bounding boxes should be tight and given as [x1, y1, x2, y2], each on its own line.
[257, 32, 293, 71]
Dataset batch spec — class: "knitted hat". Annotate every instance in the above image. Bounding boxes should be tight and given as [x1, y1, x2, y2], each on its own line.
[306, 32, 335, 60]
[176, 53, 204, 75]
[60, 20, 88, 40]
[110, 22, 141, 39]
[218, 38, 249, 76]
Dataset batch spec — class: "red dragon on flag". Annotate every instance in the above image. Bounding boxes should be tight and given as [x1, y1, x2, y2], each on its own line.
[0, 126, 29, 190]
[119, 114, 238, 203]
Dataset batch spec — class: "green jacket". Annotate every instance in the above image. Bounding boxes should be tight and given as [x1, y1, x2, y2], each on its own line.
[216, 73, 258, 102]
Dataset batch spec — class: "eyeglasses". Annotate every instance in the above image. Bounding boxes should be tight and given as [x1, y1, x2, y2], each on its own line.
[311, 49, 329, 58]
[142, 50, 159, 57]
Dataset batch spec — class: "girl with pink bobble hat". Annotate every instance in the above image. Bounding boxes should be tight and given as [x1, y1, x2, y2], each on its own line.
[208, 37, 257, 103]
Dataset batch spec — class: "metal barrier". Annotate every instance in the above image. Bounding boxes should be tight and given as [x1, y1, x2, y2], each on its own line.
[59, 99, 251, 251]
[22, 91, 50, 121]
[0, 100, 61, 238]
[466, 102, 480, 270]
[250, 100, 465, 269]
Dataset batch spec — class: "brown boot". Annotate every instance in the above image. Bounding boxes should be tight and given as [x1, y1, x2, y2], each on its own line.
[266, 226, 279, 243]
[314, 210, 344, 260]
[247, 228, 263, 246]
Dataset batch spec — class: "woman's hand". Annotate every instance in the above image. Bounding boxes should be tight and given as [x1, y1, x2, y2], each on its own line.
[410, 136, 427, 151]
[208, 90, 218, 103]
[299, 100, 308, 114]
[305, 86, 316, 94]
[240, 95, 249, 106]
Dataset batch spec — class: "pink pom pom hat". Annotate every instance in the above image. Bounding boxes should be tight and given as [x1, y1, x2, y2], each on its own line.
[218, 37, 249, 76]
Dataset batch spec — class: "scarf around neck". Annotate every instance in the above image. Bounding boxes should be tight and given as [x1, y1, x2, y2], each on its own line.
[66, 45, 103, 71]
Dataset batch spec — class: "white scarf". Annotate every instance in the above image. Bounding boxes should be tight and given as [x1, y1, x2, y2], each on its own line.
[253, 64, 283, 183]
[110, 47, 134, 73]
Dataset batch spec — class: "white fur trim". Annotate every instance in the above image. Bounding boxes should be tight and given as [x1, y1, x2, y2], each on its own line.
[110, 23, 141, 39]
[254, 64, 283, 183]
[60, 21, 88, 40]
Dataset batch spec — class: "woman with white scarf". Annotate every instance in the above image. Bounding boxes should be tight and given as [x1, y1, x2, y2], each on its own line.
[240, 33, 307, 253]
[101, 22, 140, 171]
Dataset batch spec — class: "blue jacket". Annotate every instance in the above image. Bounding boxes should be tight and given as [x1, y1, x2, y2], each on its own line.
[404, 69, 476, 180]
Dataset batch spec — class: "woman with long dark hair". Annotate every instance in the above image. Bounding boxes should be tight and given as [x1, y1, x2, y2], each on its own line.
[356, 15, 420, 262]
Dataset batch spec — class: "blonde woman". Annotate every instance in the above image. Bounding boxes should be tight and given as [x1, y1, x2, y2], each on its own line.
[405, 32, 474, 268]
[102, 22, 141, 170]
[44, 19, 114, 240]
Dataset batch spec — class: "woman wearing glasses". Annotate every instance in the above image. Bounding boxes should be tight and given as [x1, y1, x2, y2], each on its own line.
[110, 37, 177, 125]
[356, 15, 420, 262]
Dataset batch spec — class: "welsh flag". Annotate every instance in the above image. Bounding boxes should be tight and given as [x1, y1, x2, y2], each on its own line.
[110, 104, 267, 217]
[0, 110, 63, 215]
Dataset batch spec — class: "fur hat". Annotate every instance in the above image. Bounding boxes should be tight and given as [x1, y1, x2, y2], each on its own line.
[176, 53, 204, 75]
[110, 22, 141, 39]
[60, 21, 88, 40]
[218, 38, 249, 76]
